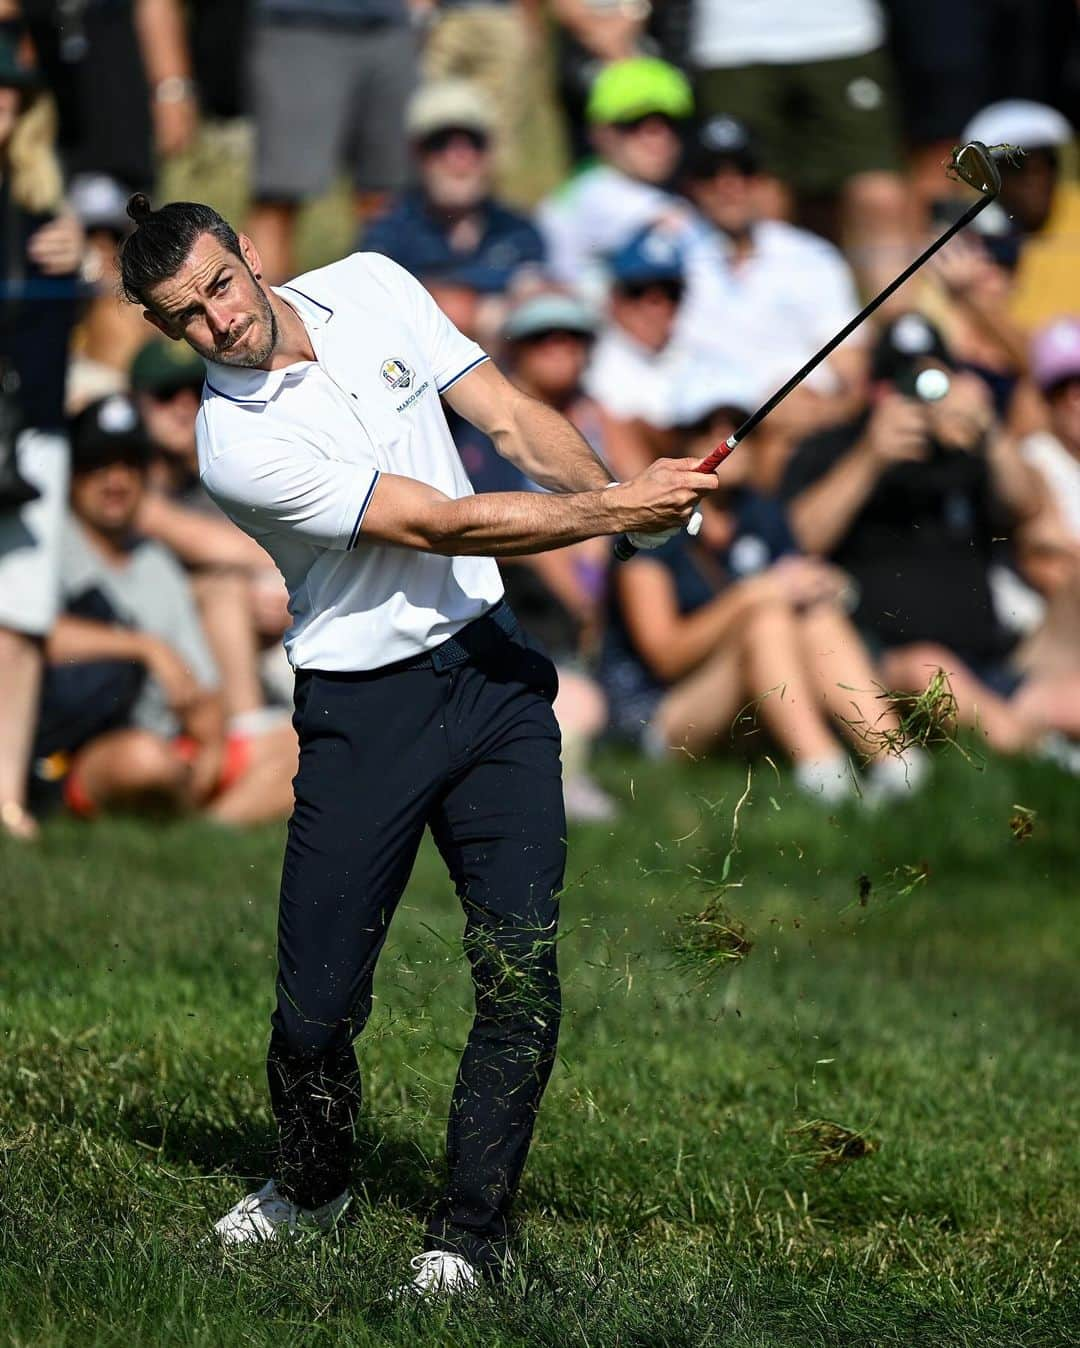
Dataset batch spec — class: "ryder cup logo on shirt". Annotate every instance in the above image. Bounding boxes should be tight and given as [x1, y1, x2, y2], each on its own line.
[380, 358, 413, 391]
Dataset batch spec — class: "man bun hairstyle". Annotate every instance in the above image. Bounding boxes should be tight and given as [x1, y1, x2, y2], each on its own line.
[118, 194, 243, 306]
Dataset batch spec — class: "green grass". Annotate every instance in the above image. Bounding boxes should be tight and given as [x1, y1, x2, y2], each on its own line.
[1, 750, 1078, 1346]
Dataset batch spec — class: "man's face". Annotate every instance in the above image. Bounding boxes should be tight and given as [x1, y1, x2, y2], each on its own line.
[512, 330, 592, 401]
[417, 127, 492, 211]
[143, 232, 277, 367]
[609, 279, 683, 353]
[136, 383, 201, 464]
[1000, 150, 1058, 233]
[686, 161, 757, 236]
[594, 115, 683, 185]
[71, 458, 145, 539]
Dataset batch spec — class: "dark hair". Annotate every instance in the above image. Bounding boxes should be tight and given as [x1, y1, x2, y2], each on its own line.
[118, 194, 242, 305]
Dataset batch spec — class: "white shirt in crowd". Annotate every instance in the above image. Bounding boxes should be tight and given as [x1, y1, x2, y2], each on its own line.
[196, 252, 503, 672]
[538, 164, 696, 303]
[679, 219, 863, 399]
[690, 0, 884, 68]
[1021, 430, 1080, 538]
[584, 325, 712, 430]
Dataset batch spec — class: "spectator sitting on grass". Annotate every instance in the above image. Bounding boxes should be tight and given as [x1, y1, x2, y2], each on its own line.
[600, 383, 925, 804]
[362, 80, 544, 344]
[962, 100, 1080, 332]
[781, 313, 1080, 759]
[30, 395, 296, 826]
[538, 56, 695, 302]
[677, 113, 868, 489]
[129, 338, 293, 716]
[583, 222, 705, 466]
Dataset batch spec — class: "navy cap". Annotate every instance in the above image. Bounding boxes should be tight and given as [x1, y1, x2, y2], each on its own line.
[683, 114, 759, 178]
[872, 313, 953, 390]
[608, 224, 686, 287]
[69, 395, 152, 474]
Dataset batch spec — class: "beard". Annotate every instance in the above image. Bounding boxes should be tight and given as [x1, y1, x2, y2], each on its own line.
[210, 278, 279, 368]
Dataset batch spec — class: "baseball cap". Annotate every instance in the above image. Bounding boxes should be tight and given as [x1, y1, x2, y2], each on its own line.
[683, 114, 760, 178]
[502, 292, 597, 343]
[130, 339, 205, 396]
[871, 313, 953, 389]
[608, 223, 686, 287]
[586, 57, 693, 127]
[406, 79, 495, 141]
[69, 173, 133, 237]
[1031, 317, 1080, 390]
[962, 100, 1073, 153]
[69, 395, 152, 473]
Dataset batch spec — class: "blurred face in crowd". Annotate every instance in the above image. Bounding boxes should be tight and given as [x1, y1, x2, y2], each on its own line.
[0, 84, 21, 152]
[1049, 377, 1080, 453]
[594, 114, 683, 185]
[684, 160, 757, 238]
[144, 232, 278, 367]
[1000, 149, 1058, 233]
[417, 126, 493, 212]
[609, 278, 683, 353]
[424, 278, 480, 339]
[681, 409, 751, 502]
[510, 329, 592, 405]
[71, 457, 145, 542]
[136, 382, 200, 466]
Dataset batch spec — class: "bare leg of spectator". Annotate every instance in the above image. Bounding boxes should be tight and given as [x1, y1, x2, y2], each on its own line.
[245, 200, 297, 286]
[1011, 673, 1080, 742]
[843, 170, 915, 299]
[652, 642, 745, 757]
[192, 571, 265, 719]
[795, 603, 906, 757]
[0, 628, 43, 840]
[880, 644, 1030, 753]
[72, 729, 192, 814]
[207, 722, 297, 826]
[553, 667, 615, 822]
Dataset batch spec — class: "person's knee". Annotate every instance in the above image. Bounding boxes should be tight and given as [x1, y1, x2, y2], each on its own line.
[271, 999, 358, 1065]
[883, 643, 955, 689]
[119, 732, 187, 794]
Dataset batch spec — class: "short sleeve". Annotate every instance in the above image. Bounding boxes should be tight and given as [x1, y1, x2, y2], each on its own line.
[779, 426, 857, 504]
[202, 440, 380, 551]
[361, 253, 489, 393]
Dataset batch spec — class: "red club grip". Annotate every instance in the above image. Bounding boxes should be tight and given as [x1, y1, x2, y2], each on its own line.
[695, 435, 739, 474]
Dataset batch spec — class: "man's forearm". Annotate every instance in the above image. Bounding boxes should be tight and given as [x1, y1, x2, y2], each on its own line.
[411, 485, 623, 556]
[494, 391, 612, 493]
[788, 442, 881, 555]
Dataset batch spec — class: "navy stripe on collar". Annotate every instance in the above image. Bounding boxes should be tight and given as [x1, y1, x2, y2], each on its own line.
[280, 284, 335, 321]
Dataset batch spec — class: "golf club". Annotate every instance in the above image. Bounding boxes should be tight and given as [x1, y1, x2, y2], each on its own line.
[614, 140, 1011, 561]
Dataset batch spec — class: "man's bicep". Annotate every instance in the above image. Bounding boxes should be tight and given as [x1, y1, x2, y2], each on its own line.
[358, 472, 455, 552]
[202, 445, 380, 551]
[441, 358, 519, 439]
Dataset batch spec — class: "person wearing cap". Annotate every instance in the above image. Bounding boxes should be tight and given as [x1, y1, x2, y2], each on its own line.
[583, 221, 708, 455]
[244, 0, 417, 284]
[129, 338, 295, 721]
[30, 394, 297, 826]
[677, 113, 868, 487]
[362, 79, 544, 343]
[538, 56, 697, 301]
[0, 22, 85, 841]
[602, 383, 924, 803]
[962, 101, 1080, 331]
[780, 314, 1080, 758]
[115, 197, 715, 1292]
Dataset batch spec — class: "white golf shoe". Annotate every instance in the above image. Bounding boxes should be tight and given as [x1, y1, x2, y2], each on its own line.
[213, 1179, 349, 1246]
[392, 1251, 480, 1300]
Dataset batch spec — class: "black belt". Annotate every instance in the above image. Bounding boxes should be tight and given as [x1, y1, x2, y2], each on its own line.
[391, 600, 520, 674]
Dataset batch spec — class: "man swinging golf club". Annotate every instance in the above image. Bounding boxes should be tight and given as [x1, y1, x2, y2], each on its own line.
[117, 195, 715, 1297]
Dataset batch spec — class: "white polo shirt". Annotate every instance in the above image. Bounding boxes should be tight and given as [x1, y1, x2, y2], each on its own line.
[195, 252, 504, 672]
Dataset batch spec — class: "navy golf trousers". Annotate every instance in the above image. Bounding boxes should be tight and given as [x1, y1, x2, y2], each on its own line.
[267, 603, 565, 1271]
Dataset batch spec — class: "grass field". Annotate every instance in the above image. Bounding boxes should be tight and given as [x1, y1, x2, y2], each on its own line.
[1, 748, 1077, 1347]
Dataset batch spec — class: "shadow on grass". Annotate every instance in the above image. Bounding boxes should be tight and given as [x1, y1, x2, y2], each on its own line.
[119, 1105, 443, 1216]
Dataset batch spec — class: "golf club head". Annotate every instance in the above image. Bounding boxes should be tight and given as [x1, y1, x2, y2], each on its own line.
[947, 140, 1010, 197]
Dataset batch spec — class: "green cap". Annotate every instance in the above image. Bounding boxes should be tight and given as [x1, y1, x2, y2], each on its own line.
[586, 57, 693, 126]
[130, 339, 205, 396]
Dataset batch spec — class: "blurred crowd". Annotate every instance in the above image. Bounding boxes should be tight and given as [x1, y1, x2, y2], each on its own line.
[4, 0, 1080, 840]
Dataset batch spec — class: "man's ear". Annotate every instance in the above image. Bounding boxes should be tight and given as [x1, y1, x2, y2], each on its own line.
[237, 233, 264, 283]
[142, 309, 180, 341]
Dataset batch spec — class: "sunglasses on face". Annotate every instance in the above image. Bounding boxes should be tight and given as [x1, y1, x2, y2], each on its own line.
[611, 113, 680, 135]
[619, 279, 684, 304]
[518, 328, 592, 348]
[146, 382, 202, 404]
[418, 126, 489, 155]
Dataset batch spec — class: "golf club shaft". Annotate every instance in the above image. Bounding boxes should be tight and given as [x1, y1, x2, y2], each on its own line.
[614, 189, 996, 561]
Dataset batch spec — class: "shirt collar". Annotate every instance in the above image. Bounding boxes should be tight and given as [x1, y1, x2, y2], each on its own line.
[201, 283, 334, 406]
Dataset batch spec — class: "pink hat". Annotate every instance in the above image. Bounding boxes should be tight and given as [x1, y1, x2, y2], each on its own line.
[1031, 318, 1080, 391]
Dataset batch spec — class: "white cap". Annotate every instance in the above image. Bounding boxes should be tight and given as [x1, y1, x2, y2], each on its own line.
[670, 366, 762, 427]
[962, 99, 1073, 153]
[406, 79, 495, 141]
